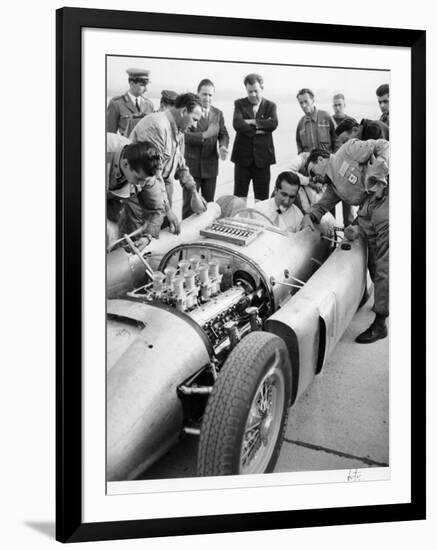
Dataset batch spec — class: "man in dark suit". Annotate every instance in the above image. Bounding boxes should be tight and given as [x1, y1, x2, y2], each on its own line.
[107, 68, 155, 136]
[231, 73, 278, 202]
[182, 79, 230, 218]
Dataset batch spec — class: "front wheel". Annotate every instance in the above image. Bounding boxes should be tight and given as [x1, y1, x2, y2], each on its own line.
[197, 332, 292, 476]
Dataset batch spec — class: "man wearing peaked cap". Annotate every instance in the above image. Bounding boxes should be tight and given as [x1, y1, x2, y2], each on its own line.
[159, 90, 178, 111]
[107, 68, 155, 136]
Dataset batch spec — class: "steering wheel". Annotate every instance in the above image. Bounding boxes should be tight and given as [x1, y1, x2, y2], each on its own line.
[233, 208, 276, 226]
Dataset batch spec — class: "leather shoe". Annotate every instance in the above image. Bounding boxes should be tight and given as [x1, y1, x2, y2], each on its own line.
[355, 322, 387, 344]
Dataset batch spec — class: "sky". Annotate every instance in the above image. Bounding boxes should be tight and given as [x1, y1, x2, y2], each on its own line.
[107, 55, 389, 109]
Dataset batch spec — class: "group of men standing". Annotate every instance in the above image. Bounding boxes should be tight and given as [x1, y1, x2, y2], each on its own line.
[106, 66, 390, 344]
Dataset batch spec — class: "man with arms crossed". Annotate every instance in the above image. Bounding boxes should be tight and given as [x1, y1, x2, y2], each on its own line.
[231, 73, 278, 203]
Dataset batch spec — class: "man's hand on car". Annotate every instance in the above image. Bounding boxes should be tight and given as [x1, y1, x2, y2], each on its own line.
[166, 209, 181, 235]
[190, 189, 208, 214]
[344, 225, 361, 241]
[302, 213, 316, 231]
[135, 234, 152, 251]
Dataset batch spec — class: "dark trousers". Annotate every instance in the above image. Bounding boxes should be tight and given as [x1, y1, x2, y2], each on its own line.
[357, 191, 389, 317]
[233, 164, 271, 201]
[182, 176, 217, 219]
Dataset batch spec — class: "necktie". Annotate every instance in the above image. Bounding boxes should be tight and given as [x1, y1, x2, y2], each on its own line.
[274, 208, 282, 227]
[136, 98, 141, 112]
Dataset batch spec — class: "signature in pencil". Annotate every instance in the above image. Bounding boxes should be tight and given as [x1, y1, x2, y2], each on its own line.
[346, 469, 362, 482]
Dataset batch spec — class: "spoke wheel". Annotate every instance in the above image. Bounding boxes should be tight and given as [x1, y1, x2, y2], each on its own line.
[239, 356, 286, 474]
[197, 332, 292, 476]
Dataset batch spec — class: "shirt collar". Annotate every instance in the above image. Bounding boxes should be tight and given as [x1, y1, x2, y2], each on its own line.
[127, 91, 141, 105]
[165, 109, 181, 139]
[305, 107, 318, 122]
[324, 161, 335, 185]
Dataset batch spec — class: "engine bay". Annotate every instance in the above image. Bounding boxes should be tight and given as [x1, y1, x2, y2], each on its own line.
[127, 245, 269, 352]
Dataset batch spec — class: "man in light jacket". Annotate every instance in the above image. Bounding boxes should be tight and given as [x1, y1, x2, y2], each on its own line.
[303, 139, 390, 344]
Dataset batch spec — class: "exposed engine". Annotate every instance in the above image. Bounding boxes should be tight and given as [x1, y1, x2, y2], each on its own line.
[123, 216, 331, 355]
[127, 254, 263, 352]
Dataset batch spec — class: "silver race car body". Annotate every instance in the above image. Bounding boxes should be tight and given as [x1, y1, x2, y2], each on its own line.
[106, 204, 367, 480]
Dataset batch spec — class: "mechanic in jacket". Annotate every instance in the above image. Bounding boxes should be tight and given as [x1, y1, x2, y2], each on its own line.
[106, 133, 167, 249]
[129, 92, 207, 226]
[303, 139, 389, 344]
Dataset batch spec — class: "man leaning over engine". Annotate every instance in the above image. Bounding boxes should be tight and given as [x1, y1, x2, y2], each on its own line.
[303, 139, 389, 344]
[129, 92, 207, 224]
[106, 133, 169, 250]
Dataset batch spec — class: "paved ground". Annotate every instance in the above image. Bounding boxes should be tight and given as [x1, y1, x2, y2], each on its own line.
[140, 290, 389, 480]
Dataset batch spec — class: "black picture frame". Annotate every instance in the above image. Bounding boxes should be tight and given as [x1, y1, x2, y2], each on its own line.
[56, 7, 426, 543]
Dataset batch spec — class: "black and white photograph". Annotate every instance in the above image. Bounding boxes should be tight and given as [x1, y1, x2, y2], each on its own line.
[105, 55, 390, 486]
[0, 0, 432, 546]
[51, 5, 427, 544]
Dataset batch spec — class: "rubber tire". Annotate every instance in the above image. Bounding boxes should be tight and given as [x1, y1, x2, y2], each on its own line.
[215, 195, 247, 218]
[197, 332, 292, 476]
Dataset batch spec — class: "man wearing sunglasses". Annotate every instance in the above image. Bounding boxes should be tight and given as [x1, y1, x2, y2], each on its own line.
[107, 68, 155, 137]
[376, 83, 390, 127]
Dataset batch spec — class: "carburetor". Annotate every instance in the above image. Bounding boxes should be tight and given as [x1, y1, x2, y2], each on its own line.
[128, 255, 223, 312]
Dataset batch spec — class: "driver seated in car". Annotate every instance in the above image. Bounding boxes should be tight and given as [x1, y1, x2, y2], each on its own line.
[254, 171, 303, 232]
[254, 171, 334, 235]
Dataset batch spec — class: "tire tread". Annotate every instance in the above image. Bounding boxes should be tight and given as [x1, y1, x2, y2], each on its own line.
[198, 332, 291, 476]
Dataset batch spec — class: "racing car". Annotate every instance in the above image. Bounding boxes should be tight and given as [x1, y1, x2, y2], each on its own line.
[106, 198, 367, 480]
